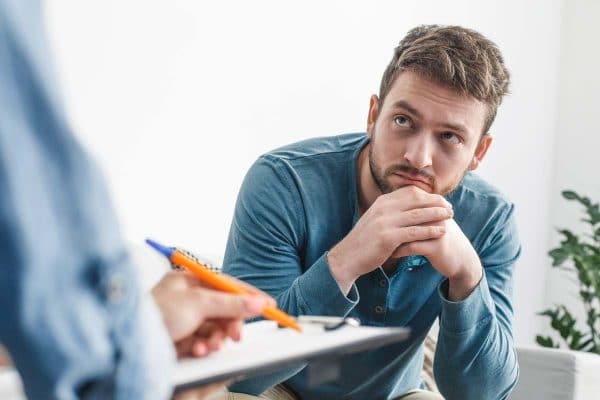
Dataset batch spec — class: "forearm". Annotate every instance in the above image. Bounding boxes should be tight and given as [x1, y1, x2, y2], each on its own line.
[434, 276, 518, 400]
[277, 253, 359, 316]
[227, 253, 358, 318]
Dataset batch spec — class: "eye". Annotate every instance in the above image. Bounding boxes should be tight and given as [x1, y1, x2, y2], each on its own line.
[393, 115, 411, 127]
[440, 132, 461, 145]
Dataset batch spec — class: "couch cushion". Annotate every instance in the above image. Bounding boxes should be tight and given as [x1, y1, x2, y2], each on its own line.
[511, 346, 600, 400]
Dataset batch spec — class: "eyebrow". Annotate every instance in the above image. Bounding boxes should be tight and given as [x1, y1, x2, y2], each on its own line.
[390, 100, 470, 135]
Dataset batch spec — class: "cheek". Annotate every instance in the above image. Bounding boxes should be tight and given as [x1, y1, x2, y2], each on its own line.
[432, 150, 472, 180]
[374, 134, 406, 164]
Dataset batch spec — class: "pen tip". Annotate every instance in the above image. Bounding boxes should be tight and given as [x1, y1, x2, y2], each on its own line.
[145, 238, 175, 258]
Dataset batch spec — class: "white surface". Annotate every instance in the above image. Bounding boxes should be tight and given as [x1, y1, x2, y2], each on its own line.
[0, 368, 25, 400]
[174, 320, 408, 387]
[511, 347, 600, 400]
[43, 1, 564, 346]
[543, 0, 600, 342]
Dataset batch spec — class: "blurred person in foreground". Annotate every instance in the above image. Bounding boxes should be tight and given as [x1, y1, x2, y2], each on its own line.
[0, 1, 270, 399]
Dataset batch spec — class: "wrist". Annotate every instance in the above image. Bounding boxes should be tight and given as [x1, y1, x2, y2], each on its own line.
[327, 247, 358, 295]
[448, 260, 483, 301]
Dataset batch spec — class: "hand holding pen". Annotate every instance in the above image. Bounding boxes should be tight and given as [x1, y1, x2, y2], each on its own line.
[152, 271, 270, 357]
[147, 239, 303, 333]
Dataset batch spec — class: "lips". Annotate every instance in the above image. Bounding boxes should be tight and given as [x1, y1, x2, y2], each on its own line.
[393, 172, 431, 187]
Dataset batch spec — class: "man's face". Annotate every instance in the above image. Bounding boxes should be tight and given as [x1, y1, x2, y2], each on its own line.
[367, 70, 493, 196]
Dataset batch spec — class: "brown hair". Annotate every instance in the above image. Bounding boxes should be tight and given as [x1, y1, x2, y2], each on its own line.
[379, 25, 510, 133]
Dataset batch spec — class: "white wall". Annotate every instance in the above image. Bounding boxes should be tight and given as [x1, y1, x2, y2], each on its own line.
[45, 0, 564, 345]
[543, 0, 600, 341]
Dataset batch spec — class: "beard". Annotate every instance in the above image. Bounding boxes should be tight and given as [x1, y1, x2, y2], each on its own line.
[368, 140, 466, 196]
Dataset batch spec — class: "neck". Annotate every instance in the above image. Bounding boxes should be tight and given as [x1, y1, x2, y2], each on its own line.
[356, 143, 382, 215]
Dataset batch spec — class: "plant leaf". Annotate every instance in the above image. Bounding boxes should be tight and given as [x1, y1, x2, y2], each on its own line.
[549, 248, 569, 267]
[536, 335, 558, 348]
[562, 190, 579, 201]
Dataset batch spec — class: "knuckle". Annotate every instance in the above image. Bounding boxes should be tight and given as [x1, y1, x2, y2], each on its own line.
[429, 225, 442, 235]
[409, 208, 424, 220]
[407, 226, 419, 239]
[436, 207, 448, 217]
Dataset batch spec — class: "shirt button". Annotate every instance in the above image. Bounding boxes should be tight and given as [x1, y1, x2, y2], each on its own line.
[379, 279, 387, 288]
[374, 305, 385, 314]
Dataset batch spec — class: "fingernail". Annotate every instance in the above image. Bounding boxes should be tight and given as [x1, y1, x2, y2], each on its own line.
[245, 296, 267, 313]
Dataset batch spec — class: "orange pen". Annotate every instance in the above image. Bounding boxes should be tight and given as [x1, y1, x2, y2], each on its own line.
[146, 238, 302, 332]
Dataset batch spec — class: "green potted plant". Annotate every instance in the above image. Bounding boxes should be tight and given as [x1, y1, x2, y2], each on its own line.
[536, 190, 600, 354]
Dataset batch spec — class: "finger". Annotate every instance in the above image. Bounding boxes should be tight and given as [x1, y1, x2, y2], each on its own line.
[225, 319, 244, 341]
[176, 336, 206, 358]
[221, 275, 277, 307]
[204, 329, 226, 353]
[197, 318, 244, 342]
[386, 186, 452, 211]
[391, 238, 438, 258]
[203, 319, 243, 343]
[191, 289, 267, 320]
[393, 225, 446, 244]
[194, 320, 222, 338]
[397, 207, 453, 227]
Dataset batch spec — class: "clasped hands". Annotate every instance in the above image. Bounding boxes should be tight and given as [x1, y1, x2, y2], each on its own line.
[328, 185, 483, 301]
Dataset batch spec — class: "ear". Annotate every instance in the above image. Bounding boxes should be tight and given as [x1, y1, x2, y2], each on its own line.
[367, 95, 380, 138]
[468, 134, 493, 171]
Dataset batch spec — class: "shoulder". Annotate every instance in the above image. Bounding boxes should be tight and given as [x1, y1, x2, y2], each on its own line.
[450, 173, 517, 247]
[261, 133, 368, 165]
[450, 172, 514, 213]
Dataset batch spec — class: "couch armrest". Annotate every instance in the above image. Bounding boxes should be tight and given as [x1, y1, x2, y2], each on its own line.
[511, 346, 600, 400]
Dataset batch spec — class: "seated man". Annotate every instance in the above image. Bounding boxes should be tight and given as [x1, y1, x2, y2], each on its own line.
[223, 25, 520, 400]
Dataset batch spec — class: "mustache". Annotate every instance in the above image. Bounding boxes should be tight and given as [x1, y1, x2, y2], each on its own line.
[386, 164, 434, 185]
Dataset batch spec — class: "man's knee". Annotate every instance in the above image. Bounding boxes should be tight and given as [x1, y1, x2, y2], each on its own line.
[219, 384, 298, 400]
[395, 389, 445, 400]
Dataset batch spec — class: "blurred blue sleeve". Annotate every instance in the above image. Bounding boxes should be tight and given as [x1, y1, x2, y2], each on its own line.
[0, 1, 174, 399]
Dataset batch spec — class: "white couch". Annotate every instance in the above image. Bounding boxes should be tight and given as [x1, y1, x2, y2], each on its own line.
[510, 346, 600, 399]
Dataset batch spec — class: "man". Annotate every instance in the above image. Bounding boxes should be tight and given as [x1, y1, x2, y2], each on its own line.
[223, 25, 520, 400]
[0, 1, 269, 399]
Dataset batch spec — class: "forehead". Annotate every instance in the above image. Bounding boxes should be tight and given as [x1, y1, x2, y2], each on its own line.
[382, 71, 488, 136]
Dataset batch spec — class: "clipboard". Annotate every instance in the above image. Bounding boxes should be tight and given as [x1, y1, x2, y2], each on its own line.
[173, 317, 410, 392]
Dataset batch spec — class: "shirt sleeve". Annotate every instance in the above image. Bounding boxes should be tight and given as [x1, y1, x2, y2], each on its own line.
[0, 2, 175, 399]
[434, 203, 521, 400]
[223, 156, 359, 395]
[223, 155, 358, 317]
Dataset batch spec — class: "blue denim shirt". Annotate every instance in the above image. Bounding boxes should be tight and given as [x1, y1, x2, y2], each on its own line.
[0, 1, 174, 398]
[224, 133, 521, 400]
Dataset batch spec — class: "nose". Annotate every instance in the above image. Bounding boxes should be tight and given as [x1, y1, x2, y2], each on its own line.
[403, 134, 433, 169]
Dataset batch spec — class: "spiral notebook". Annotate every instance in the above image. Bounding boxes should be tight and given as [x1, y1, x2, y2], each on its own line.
[173, 319, 410, 391]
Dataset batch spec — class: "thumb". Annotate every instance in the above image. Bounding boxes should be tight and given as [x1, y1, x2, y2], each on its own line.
[191, 289, 266, 320]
